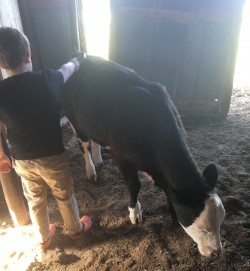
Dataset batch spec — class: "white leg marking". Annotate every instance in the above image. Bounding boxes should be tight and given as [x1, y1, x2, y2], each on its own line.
[91, 141, 103, 167]
[128, 201, 142, 224]
[68, 122, 97, 182]
[81, 141, 97, 182]
[69, 122, 76, 135]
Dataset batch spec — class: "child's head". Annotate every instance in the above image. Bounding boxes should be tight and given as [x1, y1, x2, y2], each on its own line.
[0, 27, 31, 70]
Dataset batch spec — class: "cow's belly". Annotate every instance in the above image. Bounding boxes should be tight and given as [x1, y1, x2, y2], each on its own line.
[74, 116, 109, 146]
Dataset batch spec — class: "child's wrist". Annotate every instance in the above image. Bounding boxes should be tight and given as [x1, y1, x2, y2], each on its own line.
[70, 58, 80, 71]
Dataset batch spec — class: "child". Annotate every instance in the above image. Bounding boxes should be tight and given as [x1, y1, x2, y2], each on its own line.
[0, 27, 92, 249]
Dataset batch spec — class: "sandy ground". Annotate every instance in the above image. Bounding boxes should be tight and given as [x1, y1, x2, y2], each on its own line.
[0, 88, 249, 271]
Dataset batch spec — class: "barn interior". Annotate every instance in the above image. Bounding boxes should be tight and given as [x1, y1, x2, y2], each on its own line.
[0, 1, 249, 270]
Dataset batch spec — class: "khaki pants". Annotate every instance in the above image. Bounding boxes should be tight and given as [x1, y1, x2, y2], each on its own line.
[13, 151, 82, 243]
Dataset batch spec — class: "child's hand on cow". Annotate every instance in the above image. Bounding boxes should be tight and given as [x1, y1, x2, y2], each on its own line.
[70, 58, 80, 72]
[59, 58, 80, 83]
[70, 50, 86, 65]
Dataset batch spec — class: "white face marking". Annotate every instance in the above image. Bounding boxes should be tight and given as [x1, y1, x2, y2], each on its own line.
[128, 201, 142, 224]
[182, 194, 225, 257]
[91, 141, 103, 166]
[81, 141, 97, 182]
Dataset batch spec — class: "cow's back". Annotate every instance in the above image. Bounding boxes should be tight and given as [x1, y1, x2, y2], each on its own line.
[61, 55, 177, 148]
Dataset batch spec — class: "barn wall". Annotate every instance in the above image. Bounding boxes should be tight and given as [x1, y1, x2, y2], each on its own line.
[0, 0, 22, 29]
[0, 0, 23, 79]
[110, 0, 245, 117]
[18, 0, 80, 70]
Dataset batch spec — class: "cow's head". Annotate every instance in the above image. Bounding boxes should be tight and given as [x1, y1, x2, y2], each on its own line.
[173, 164, 225, 257]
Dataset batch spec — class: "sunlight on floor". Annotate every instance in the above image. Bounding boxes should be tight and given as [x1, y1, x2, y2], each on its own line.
[0, 225, 42, 271]
[234, 0, 250, 88]
[82, 0, 110, 59]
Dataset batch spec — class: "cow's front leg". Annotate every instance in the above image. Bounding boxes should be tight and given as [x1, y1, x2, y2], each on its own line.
[165, 192, 177, 221]
[91, 141, 103, 168]
[128, 201, 142, 225]
[119, 161, 142, 224]
[78, 140, 97, 182]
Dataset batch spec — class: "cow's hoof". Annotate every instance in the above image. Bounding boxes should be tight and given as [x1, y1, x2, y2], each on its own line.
[95, 162, 103, 172]
[88, 174, 97, 183]
[128, 201, 142, 225]
[130, 216, 137, 225]
[129, 215, 143, 225]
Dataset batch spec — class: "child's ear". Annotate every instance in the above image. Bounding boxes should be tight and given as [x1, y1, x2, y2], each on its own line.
[25, 52, 31, 63]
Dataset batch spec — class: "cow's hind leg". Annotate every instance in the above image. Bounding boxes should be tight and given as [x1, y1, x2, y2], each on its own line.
[78, 139, 97, 182]
[68, 122, 97, 182]
[119, 161, 142, 224]
[91, 141, 103, 169]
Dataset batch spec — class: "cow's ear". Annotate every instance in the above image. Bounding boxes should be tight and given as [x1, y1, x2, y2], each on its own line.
[203, 164, 218, 189]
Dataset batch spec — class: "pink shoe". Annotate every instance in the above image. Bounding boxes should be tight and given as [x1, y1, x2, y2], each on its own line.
[40, 224, 56, 250]
[81, 215, 92, 232]
[69, 215, 92, 240]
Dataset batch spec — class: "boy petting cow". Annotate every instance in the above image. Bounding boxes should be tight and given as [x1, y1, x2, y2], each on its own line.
[0, 27, 91, 250]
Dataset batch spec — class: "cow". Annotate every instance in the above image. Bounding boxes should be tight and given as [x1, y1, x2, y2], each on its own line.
[61, 54, 225, 257]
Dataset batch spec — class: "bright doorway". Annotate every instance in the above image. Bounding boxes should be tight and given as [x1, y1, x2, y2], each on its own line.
[82, 0, 110, 59]
[234, 0, 250, 88]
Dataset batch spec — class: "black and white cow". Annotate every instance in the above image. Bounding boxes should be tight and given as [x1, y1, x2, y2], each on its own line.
[61, 54, 225, 257]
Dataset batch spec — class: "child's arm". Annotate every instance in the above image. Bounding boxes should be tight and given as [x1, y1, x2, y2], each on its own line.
[0, 120, 11, 173]
[58, 58, 80, 83]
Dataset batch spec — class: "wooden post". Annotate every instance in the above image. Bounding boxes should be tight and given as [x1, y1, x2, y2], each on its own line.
[0, 132, 30, 227]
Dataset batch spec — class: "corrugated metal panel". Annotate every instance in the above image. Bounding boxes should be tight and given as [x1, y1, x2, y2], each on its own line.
[110, 0, 245, 117]
[18, 0, 80, 70]
[31, 11, 75, 69]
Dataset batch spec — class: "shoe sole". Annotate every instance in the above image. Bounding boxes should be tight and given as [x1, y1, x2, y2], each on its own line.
[69, 215, 92, 240]
[40, 224, 56, 249]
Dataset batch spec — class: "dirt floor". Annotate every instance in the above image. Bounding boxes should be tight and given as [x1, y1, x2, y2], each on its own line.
[0, 88, 249, 271]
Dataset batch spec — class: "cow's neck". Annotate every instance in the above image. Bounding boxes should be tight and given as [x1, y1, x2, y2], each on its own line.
[160, 140, 211, 205]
